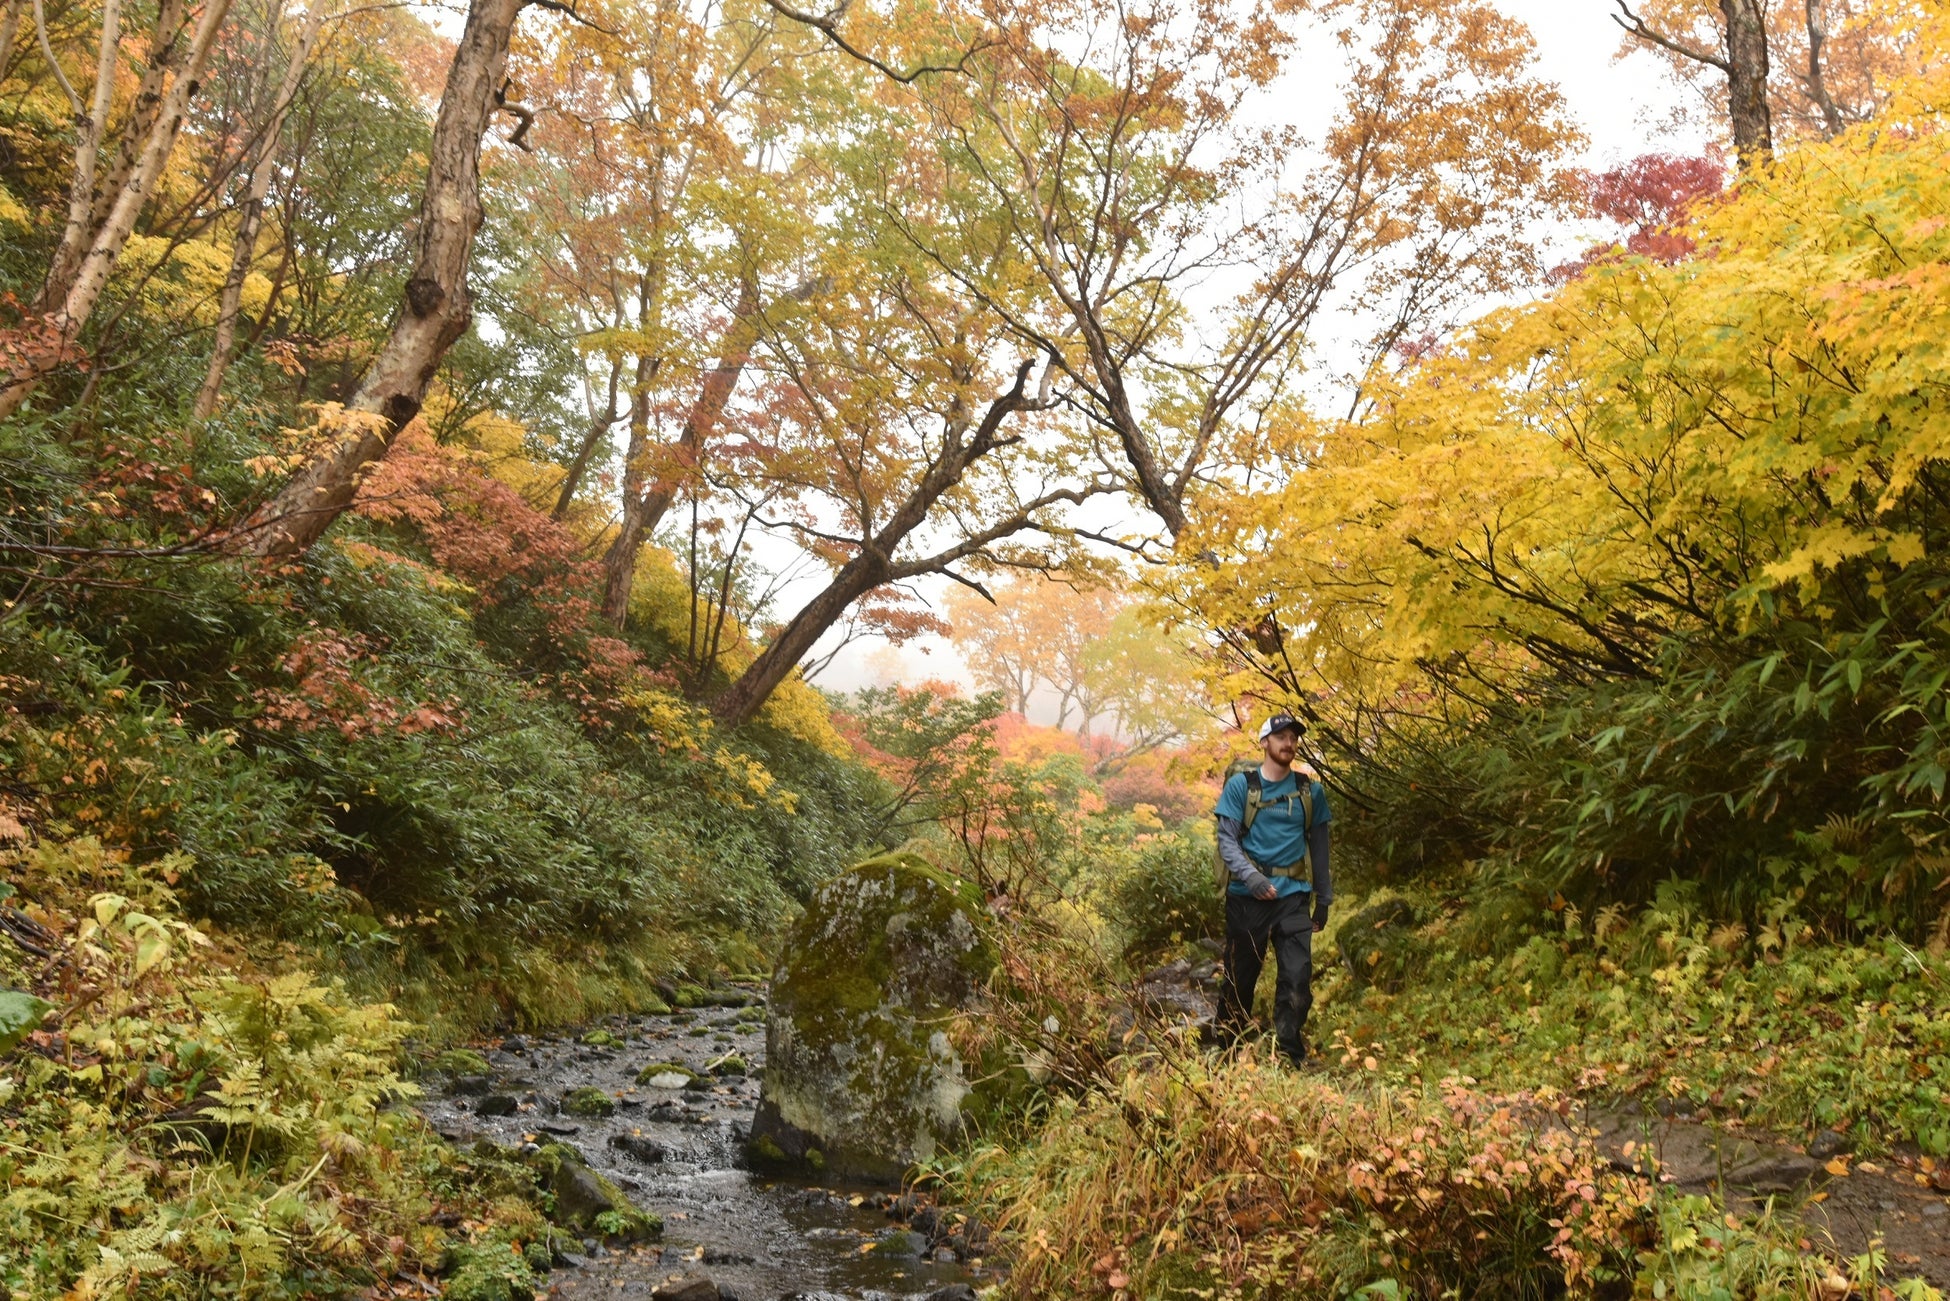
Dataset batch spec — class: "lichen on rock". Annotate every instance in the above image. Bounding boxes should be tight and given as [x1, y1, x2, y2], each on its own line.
[748, 852, 999, 1183]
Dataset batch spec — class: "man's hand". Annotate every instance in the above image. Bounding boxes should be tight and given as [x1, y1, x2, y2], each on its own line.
[1253, 881, 1279, 901]
[1311, 907, 1329, 933]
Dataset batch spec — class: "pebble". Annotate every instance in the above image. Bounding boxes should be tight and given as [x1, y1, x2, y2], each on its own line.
[476, 1094, 519, 1116]
[1807, 1130, 1852, 1160]
[649, 1273, 719, 1301]
[1923, 1203, 1947, 1218]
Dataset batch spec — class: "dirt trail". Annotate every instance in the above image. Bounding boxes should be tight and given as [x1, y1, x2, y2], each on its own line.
[1581, 1103, 1950, 1288]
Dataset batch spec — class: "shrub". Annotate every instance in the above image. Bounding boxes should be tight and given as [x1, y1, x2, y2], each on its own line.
[1094, 822, 1222, 966]
[0, 842, 442, 1297]
[959, 1060, 1651, 1299]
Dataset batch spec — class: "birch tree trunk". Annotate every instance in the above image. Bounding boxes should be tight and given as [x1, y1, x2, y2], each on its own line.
[241, 0, 524, 558]
[192, 1, 327, 421]
[0, 0, 228, 423]
[0, 0, 22, 76]
[33, 0, 126, 313]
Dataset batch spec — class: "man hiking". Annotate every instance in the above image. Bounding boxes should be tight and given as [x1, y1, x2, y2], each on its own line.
[1212, 712, 1331, 1066]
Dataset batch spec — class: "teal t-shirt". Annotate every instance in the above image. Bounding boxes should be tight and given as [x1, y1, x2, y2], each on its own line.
[1215, 770, 1330, 898]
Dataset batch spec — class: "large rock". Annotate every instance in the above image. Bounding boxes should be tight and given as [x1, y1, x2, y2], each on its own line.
[525, 1143, 660, 1243]
[749, 853, 998, 1183]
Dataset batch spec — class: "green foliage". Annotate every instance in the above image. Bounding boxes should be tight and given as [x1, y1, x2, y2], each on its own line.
[1091, 820, 1222, 966]
[0, 843, 454, 1297]
[1314, 889, 1950, 1157]
[442, 1241, 538, 1301]
[0, 990, 52, 1054]
[1337, 899, 1425, 994]
[1636, 1194, 1824, 1300]
[435, 1048, 492, 1075]
[560, 1086, 616, 1117]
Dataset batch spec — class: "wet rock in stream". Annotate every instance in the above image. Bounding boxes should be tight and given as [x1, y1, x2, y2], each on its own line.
[416, 988, 991, 1301]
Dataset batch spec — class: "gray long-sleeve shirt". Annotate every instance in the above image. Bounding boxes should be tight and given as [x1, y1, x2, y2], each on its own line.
[1217, 813, 1332, 907]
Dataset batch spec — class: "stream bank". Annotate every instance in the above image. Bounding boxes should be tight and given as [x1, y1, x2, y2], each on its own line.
[417, 988, 994, 1301]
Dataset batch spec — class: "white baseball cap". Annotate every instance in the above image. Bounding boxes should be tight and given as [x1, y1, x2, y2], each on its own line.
[1256, 713, 1302, 741]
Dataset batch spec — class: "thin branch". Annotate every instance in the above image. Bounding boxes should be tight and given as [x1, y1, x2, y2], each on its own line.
[1612, 0, 1729, 71]
[759, 0, 990, 83]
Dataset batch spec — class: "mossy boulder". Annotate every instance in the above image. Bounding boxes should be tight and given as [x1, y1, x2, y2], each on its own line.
[560, 1086, 616, 1117]
[634, 1061, 697, 1087]
[525, 1143, 660, 1242]
[748, 852, 999, 1183]
[1339, 899, 1424, 994]
[433, 1047, 491, 1076]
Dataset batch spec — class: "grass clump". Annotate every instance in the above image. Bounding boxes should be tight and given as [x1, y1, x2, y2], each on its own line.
[959, 1056, 1650, 1299]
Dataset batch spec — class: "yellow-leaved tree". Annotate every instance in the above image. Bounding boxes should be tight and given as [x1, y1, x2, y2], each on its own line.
[1170, 35, 1950, 931]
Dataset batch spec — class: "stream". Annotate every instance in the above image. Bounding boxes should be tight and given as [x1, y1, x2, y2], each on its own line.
[419, 988, 993, 1301]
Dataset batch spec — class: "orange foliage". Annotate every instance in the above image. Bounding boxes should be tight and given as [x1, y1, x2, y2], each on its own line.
[255, 628, 465, 740]
[353, 424, 675, 727]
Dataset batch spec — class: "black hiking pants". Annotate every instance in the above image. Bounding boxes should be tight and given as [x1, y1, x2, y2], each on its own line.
[1216, 890, 1314, 1065]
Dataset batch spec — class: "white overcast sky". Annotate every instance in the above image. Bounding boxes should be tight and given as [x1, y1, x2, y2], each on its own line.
[798, 2, 1717, 713]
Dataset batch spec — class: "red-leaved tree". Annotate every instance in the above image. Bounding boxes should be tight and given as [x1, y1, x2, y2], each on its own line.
[1552, 152, 1725, 280]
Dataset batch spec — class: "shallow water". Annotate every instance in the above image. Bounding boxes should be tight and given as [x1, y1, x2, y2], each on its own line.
[417, 993, 991, 1300]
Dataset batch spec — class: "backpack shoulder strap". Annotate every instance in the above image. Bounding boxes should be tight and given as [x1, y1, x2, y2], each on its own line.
[1240, 769, 1265, 833]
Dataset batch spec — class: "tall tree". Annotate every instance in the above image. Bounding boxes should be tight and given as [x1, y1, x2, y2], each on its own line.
[944, 579, 1044, 715]
[1615, 0, 1773, 162]
[0, 0, 238, 420]
[772, 0, 1581, 544]
[241, 0, 526, 556]
[947, 575, 1119, 730]
[192, 0, 328, 419]
[483, 0, 780, 618]
[1614, 1, 1927, 149]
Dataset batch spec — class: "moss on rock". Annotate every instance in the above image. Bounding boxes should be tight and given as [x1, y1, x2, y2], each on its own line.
[434, 1048, 491, 1076]
[561, 1086, 617, 1117]
[525, 1142, 660, 1242]
[749, 852, 999, 1183]
[634, 1061, 697, 1085]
